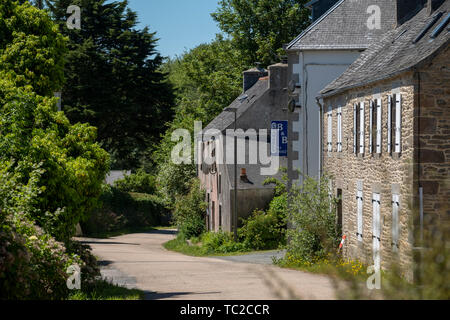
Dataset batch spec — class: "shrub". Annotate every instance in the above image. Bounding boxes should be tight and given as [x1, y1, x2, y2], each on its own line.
[114, 169, 156, 194]
[201, 231, 246, 254]
[238, 210, 282, 250]
[81, 185, 170, 236]
[172, 179, 207, 239]
[287, 173, 340, 263]
[0, 212, 82, 300]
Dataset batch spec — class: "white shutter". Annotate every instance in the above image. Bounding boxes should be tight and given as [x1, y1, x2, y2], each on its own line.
[392, 194, 400, 252]
[353, 104, 357, 154]
[337, 106, 342, 152]
[395, 94, 402, 153]
[357, 190, 363, 242]
[327, 106, 332, 152]
[387, 95, 392, 153]
[376, 98, 382, 154]
[372, 193, 381, 271]
[369, 101, 374, 154]
[359, 102, 365, 154]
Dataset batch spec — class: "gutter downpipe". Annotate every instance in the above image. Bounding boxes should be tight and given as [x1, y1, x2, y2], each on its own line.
[316, 97, 324, 179]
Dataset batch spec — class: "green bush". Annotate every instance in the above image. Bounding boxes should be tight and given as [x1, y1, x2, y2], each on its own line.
[201, 231, 246, 254]
[238, 210, 282, 251]
[114, 169, 156, 194]
[81, 185, 170, 236]
[286, 173, 340, 263]
[172, 179, 207, 239]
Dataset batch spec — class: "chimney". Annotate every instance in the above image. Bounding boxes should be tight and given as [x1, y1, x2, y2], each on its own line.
[243, 66, 268, 92]
[396, 0, 427, 25]
[268, 63, 288, 90]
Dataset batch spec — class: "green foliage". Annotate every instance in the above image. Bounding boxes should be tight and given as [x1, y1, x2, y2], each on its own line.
[68, 279, 143, 300]
[212, 0, 311, 66]
[238, 196, 287, 251]
[201, 231, 247, 254]
[81, 185, 170, 237]
[46, 0, 174, 169]
[172, 179, 207, 239]
[0, 0, 67, 96]
[114, 169, 156, 194]
[0, 80, 109, 241]
[287, 173, 340, 263]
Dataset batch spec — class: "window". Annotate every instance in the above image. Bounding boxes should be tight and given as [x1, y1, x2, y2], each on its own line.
[337, 189, 343, 237]
[327, 106, 333, 152]
[392, 194, 400, 252]
[356, 190, 363, 241]
[376, 98, 382, 154]
[218, 174, 222, 194]
[337, 106, 342, 152]
[394, 94, 402, 153]
[359, 102, 365, 154]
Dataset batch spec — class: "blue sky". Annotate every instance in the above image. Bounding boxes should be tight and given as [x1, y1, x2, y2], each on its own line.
[127, 0, 221, 59]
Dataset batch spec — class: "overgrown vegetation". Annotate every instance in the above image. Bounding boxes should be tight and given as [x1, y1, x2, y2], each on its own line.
[81, 185, 170, 238]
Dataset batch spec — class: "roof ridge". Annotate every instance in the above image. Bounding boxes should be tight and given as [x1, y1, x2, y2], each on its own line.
[286, 0, 345, 50]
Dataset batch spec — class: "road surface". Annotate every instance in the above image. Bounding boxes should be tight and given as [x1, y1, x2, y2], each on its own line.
[77, 230, 337, 300]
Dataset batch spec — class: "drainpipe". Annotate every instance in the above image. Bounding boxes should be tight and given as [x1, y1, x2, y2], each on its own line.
[316, 97, 324, 178]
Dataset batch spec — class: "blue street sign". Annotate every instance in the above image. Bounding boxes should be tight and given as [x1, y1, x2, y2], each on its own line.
[271, 121, 288, 156]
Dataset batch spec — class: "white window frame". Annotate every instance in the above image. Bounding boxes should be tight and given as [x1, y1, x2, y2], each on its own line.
[359, 101, 365, 154]
[392, 194, 400, 252]
[395, 94, 402, 153]
[327, 106, 333, 152]
[376, 98, 382, 154]
[337, 106, 342, 152]
[356, 190, 364, 242]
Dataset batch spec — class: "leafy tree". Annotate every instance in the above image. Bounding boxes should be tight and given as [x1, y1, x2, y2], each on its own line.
[212, 0, 311, 66]
[0, 1, 109, 241]
[45, 0, 174, 169]
[0, 0, 66, 96]
[154, 37, 244, 205]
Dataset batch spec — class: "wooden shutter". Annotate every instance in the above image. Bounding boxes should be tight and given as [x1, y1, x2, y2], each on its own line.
[395, 94, 402, 153]
[353, 103, 357, 154]
[372, 193, 381, 240]
[327, 106, 332, 152]
[359, 102, 365, 154]
[387, 95, 392, 153]
[369, 101, 374, 154]
[392, 194, 400, 251]
[376, 98, 382, 154]
[356, 190, 363, 241]
[337, 106, 342, 152]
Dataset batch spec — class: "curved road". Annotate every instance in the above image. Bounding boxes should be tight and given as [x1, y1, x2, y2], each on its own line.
[78, 230, 337, 300]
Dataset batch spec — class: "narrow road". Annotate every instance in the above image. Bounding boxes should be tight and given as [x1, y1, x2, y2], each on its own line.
[78, 230, 337, 300]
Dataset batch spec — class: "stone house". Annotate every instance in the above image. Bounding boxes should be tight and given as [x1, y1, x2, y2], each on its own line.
[318, 0, 449, 277]
[285, 0, 397, 187]
[198, 64, 289, 233]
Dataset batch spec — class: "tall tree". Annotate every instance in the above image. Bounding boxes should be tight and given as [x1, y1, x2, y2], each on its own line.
[46, 0, 174, 169]
[212, 0, 311, 67]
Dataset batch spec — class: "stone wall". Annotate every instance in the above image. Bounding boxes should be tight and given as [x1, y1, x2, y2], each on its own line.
[323, 72, 417, 276]
[416, 45, 450, 230]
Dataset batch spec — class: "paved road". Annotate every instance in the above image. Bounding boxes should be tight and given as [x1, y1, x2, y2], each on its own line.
[77, 230, 337, 300]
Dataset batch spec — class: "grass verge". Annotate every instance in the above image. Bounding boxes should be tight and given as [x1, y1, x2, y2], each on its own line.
[68, 279, 144, 300]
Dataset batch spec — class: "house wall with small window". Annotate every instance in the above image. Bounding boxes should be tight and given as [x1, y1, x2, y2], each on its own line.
[322, 72, 416, 276]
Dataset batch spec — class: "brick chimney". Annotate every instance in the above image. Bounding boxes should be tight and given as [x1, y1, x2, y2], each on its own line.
[396, 0, 427, 25]
[243, 67, 268, 92]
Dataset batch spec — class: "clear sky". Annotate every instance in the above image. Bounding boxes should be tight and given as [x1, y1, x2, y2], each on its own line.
[126, 0, 221, 59]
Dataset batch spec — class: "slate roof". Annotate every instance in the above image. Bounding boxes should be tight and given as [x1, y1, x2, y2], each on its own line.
[287, 0, 397, 51]
[320, 1, 450, 97]
[202, 79, 269, 135]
